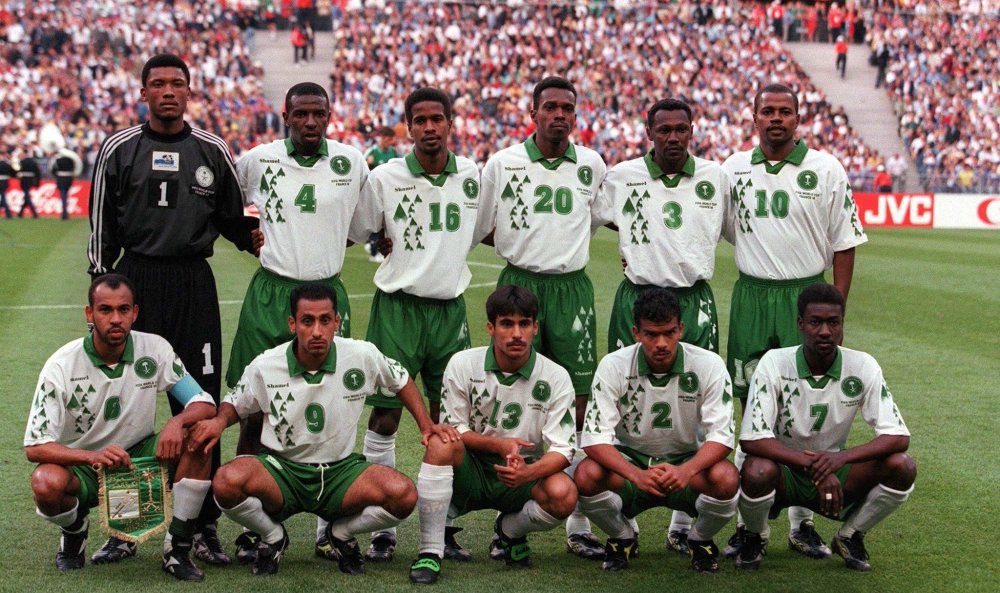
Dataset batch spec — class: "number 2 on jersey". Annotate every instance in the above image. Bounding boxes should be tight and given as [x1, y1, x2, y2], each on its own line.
[651, 402, 673, 428]
[533, 185, 573, 214]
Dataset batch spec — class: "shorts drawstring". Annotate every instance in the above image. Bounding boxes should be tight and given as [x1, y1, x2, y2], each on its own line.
[317, 463, 330, 500]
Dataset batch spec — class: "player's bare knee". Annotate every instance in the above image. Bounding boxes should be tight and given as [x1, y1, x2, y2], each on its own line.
[382, 475, 417, 517]
[740, 456, 778, 496]
[212, 464, 245, 504]
[882, 452, 917, 489]
[423, 434, 463, 465]
[31, 465, 70, 504]
[368, 407, 401, 436]
[709, 460, 740, 499]
[542, 475, 578, 518]
[573, 459, 605, 496]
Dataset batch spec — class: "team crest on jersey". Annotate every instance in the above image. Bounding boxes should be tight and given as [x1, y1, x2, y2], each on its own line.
[343, 368, 365, 391]
[577, 165, 593, 186]
[151, 151, 179, 172]
[841, 376, 864, 397]
[463, 177, 479, 199]
[195, 166, 214, 188]
[695, 181, 716, 200]
[330, 156, 352, 175]
[134, 357, 157, 379]
[531, 380, 551, 402]
[678, 372, 699, 393]
[797, 170, 819, 191]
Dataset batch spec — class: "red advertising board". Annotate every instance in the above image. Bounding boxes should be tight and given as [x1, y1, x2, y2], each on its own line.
[2, 180, 91, 218]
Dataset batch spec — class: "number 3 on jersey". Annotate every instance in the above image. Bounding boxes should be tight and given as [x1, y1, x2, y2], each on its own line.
[148, 179, 178, 208]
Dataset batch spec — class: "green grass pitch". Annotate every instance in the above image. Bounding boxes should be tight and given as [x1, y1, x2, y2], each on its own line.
[1, 220, 997, 593]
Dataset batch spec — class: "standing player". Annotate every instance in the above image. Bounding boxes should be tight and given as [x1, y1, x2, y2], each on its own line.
[735, 283, 915, 572]
[0, 148, 14, 218]
[16, 150, 41, 218]
[224, 81, 369, 561]
[362, 126, 399, 262]
[350, 87, 491, 562]
[480, 76, 608, 559]
[190, 283, 459, 576]
[721, 83, 867, 559]
[576, 288, 738, 573]
[86, 53, 261, 566]
[594, 98, 729, 554]
[24, 274, 217, 581]
[409, 285, 578, 584]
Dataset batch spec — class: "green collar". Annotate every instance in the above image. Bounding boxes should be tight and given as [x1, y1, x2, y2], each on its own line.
[644, 151, 696, 188]
[83, 333, 134, 379]
[485, 345, 537, 387]
[405, 151, 458, 187]
[637, 343, 685, 387]
[524, 134, 577, 169]
[284, 137, 329, 168]
[750, 140, 808, 174]
[796, 346, 843, 389]
[287, 339, 337, 384]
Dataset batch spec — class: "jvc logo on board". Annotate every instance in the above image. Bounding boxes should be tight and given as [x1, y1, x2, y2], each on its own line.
[856, 193, 933, 227]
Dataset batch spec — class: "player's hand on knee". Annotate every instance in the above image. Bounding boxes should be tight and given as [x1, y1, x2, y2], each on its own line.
[156, 419, 186, 462]
[421, 423, 461, 446]
[91, 445, 132, 470]
[188, 418, 224, 454]
[816, 474, 843, 518]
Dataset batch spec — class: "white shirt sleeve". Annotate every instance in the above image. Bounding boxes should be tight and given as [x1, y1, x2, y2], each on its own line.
[469, 167, 494, 246]
[700, 357, 736, 448]
[24, 362, 66, 447]
[827, 160, 868, 251]
[860, 357, 910, 437]
[349, 173, 383, 244]
[477, 157, 499, 240]
[579, 361, 623, 448]
[235, 151, 254, 208]
[540, 372, 576, 463]
[368, 344, 411, 395]
[591, 170, 615, 231]
[720, 160, 737, 245]
[440, 359, 473, 434]
[739, 356, 779, 442]
[223, 364, 264, 419]
[158, 346, 214, 408]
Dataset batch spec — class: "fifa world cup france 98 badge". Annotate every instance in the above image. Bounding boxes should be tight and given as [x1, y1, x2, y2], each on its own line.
[97, 456, 172, 544]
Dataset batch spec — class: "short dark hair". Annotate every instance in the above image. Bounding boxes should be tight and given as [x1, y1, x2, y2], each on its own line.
[377, 126, 395, 137]
[486, 285, 539, 323]
[532, 76, 576, 110]
[797, 283, 845, 317]
[633, 288, 682, 328]
[646, 98, 693, 129]
[290, 282, 337, 317]
[141, 54, 190, 87]
[284, 82, 329, 113]
[88, 273, 136, 307]
[404, 87, 452, 124]
[753, 83, 798, 113]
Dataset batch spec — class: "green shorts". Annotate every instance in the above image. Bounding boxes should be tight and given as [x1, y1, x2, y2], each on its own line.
[613, 446, 700, 519]
[607, 278, 719, 353]
[227, 267, 350, 388]
[497, 264, 596, 395]
[71, 433, 160, 509]
[365, 290, 470, 409]
[257, 452, 370, 522]
[726, 273, 824, 399]
[449, 451, 539, 517]
[770, 463, 856, 521]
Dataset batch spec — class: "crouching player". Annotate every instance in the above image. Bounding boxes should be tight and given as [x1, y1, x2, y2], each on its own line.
[190, 283, 458, 576]
[25, 274, 217, 581]
[576, 288, 738, 573]
[409, 286, 578, 584]
[735, 283, 915, 572]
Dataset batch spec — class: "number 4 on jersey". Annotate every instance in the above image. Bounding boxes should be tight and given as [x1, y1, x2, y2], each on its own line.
[294, 184, 316, 213]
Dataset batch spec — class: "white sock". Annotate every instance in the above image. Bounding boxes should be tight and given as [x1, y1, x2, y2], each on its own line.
[38, 501, 81, 529]
[688, 493, 738, 541]
[327, 506, 402, 541]
[219, 496, 284, 544]
[733, 446, 747, 527]
[788, 505, 814, 530]
[417, 463, 454, 556]
[363, 430, 398, 538]
[738, 489, 775, 539]
[317, 517, 329, 540]
[501, 499, 561, 539]
[172, 478, 211, 522]
[563, 453, 592, 536]
[627, 515, 640, 535]
[579, 491, 634, 539]
[669, 510, 694, 533]
[839, 483, 913, 537]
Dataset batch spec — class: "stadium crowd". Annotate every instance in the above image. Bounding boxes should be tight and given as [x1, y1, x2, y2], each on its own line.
[0, 0, 280, 176]
[325, 1, 889, 190]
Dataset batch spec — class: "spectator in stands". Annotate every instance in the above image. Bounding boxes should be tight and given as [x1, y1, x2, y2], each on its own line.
[874, 165, 894, 192]
[835, 36, 848, 78]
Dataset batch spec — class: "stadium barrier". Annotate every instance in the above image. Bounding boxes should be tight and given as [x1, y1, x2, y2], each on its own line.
[1, 180, 91, 218]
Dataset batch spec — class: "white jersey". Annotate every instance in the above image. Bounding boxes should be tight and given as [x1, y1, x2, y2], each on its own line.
[440, 346, 576, 463]
[481, 135, 607, 274]
[237, 138, 369, 280]
[24, 332, 213, 451]
[594, 152, 728, 287]
[349, 152, 491, 299]
[741, 346, 909, 453]
[225, 338, 409, 463]
[581, 343, 735, 459]
[722, 142, 867, 279]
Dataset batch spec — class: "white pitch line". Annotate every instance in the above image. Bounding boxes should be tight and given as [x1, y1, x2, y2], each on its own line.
[0, 281, 499, 311]
[468, 261, 505, 270]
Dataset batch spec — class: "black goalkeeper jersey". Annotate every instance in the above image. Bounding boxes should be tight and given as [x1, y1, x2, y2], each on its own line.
[87, 122, 256, 276]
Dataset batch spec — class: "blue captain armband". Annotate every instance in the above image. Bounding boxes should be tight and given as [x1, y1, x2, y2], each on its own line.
[169, 375, 206, 406]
